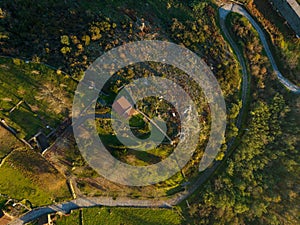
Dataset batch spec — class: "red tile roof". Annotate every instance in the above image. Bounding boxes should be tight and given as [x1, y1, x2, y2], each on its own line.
[112, 96, 135, 118]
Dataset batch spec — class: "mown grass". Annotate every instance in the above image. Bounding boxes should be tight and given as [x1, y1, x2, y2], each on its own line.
[56, 207, 182, 225]
[0, 147, 71, 207]
[0, 57, 76, 139]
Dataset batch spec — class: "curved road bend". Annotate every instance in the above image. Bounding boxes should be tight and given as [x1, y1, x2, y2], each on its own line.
[220, 3, 300, 94]
[8, 4, 300, 225]
[219, 4, 249, 128]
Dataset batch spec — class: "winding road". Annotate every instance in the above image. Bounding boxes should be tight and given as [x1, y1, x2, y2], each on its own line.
[8, 3, 300, 225]
[220, 3, 300, 94]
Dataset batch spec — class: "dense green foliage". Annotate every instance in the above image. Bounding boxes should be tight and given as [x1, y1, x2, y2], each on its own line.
[0, 195, 7, 209]
[0, 0, 298, 224]
[184, 92, 299, 224]
[227, 13, 270, 90]
[0, 0, 241, 99]
[247, 0, 300, 86]
[182, 5, 299, 225]
[169, 1, 241, 98]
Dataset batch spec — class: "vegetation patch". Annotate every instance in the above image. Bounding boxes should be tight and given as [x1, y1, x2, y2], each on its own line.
[0, 126, 22, 159]
[246, 0, 300, 85]
[0, 147, 71, 206]
[56, 207, 182, 225]
[0, 57, 76, 139]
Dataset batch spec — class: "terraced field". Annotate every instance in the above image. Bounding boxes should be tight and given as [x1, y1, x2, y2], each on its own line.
[0, 128, 71, 207]
[0, 57, 76, 139]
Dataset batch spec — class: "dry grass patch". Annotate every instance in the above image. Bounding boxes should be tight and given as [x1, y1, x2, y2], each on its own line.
[0, 126, 23, 159]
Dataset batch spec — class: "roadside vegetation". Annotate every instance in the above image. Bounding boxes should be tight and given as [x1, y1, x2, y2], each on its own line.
[226, 12, 273, 91]
[240, 0, 300, 86]
[55, 207, 182, 225]
[180, 7, 299, 225]
[0, 0, 299, 224]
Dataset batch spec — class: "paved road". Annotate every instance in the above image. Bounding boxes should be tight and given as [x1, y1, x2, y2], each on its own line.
[8, 197, 173, 225]
[219, 4, 249, 127]
[8, 4, 300, 224]
[220, 3, 300, 94]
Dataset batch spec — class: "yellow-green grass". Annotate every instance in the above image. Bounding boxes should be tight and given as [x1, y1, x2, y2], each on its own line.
[9, 106, 44, 139]
[55, 210, 81, 225]
[56, 207, 183, 225]
[0, 57, 77, 139]
[0, 148, 71, 206]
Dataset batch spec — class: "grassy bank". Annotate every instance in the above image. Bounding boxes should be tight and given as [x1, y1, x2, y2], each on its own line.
[56, 207, 182, 225]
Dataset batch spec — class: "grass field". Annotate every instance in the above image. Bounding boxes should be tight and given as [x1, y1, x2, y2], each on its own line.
[0, 126, 23, 159]
[54, 210, 80, 225]
[56, 207, 182, 225]
[0, 145, 71, 206]
[0, 58, 74, 206]
[0, 57, 76, 139]
[0, 195, 7, 208]
[0, 164, 54, 206]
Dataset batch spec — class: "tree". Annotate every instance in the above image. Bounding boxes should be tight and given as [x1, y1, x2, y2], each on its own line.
[82, 35, 90, 46]
[60, 35, 70, 46]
